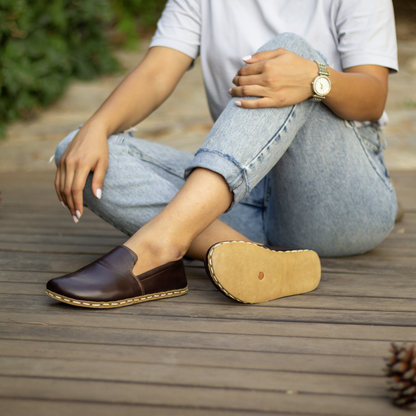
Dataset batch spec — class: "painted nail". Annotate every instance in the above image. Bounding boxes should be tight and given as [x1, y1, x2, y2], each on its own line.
[96, 189, 102, 199]
[242, 55, 252, 61]
[75, 210, 81, 219]
[72, 215, 79, 224]
[235, 101, 242, 107]
[60, 200, 66, 208]
[228, 88, 232, 95]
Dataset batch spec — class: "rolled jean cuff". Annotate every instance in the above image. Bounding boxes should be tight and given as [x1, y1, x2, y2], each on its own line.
[184, 148, 250, 212]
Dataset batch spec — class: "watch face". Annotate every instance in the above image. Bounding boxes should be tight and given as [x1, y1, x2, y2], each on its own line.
[314, 76, 331, 96]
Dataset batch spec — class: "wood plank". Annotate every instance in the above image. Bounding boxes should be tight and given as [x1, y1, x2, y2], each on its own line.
[320, 256, 416, 275]
[0, 207, 105, 218]
[0, 339, 387, 376]
[2, 292, 416, 327]
[0, 271, 62, 283]
[3, 282, 416, 312]
[0, 252, 101, 273]
[0, 377, 402, 416]
[0, 356, 387, 397]
[0, 226, 125, 237]
[2, 249, 416, 278]
[373, 237, 416, 248]
[0, 219, 119, 230]
[0, 399, 245, 416]
[316, 272, 416, 298]
[2, 267, 416, 300]
[4, 264, 416, 300]
[0, 236, 402, 254]
[361, 246, 416, 257]
[0, 169, 414, 416]
[382, 232, 416, 240]
[0, 243, 115, 254]
[0, 209, 106, 220]
[0, 233, 126, 246]
[1, 310, 414, 342]
[0, 322, 411, 356]
[392, 212, 416, 222]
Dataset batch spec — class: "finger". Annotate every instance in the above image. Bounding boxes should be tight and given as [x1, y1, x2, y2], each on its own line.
[235, 97, 275, 109]
[59, 161, 68, 207]
[54, 168, 65, 208]
[237, 62, 267, 77]
[243, 48, 287, 64]
[62, 159, 77, 219]
[71, 167, 90, 221]
[233, 74, 264, 87]
[91, 159, 108, 200]
[230, 85, 266, 98]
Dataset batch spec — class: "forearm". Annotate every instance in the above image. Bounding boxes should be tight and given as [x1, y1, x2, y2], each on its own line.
[84, 47, 193, 136]
[323, 65, 389, 122]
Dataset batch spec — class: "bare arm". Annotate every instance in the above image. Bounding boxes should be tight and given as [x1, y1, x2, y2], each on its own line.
[90, 46, 194, 136]
[56, 47, 193, 220]
[325, 65, 388, 122]
[230, 49, 389, 122]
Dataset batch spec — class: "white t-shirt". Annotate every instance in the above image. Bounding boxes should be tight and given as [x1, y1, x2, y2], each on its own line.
[150, 0, 398, 122]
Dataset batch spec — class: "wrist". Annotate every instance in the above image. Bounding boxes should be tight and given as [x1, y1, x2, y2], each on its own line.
[310, 61, 331, 102]
[82, 116, 115, 138]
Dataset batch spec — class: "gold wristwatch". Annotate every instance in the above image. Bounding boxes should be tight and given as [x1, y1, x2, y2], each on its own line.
[310, 61, 331, 102]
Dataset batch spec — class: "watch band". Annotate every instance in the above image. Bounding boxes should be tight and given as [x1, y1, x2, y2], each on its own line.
[310, 61, 330, 102]
[315, 61, 329, 77]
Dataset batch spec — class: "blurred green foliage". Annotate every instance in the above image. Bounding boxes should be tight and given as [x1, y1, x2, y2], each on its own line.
[111, 0, 167, 49]
[0, 0, 168, 136]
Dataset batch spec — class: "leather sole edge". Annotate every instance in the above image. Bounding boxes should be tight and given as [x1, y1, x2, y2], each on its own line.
[45, 287, 188, 309]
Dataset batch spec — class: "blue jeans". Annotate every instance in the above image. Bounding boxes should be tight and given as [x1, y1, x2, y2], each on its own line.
[56, 33, 397, 257]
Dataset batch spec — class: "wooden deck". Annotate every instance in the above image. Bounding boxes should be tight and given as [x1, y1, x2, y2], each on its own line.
[0, 170, 415, 416]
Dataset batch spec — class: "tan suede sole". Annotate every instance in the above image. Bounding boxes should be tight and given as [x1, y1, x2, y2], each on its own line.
[45, 287, 188, 309]
[206, 241, 321, 304]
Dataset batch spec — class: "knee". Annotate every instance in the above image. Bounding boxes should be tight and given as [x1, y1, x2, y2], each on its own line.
[257, 33, 317, 60]
[55, 128, 80, 166]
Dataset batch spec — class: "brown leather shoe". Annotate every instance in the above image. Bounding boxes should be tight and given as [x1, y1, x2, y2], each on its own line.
[46, 245, 187, 308]
[205, 241, 321, 304]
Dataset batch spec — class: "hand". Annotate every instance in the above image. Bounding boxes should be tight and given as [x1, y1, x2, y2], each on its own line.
[230, 49, 317, 108]
[55, 122, 109, 222]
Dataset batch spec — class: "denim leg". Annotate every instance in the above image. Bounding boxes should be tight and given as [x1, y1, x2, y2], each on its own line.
[184, 32, 397, 256]
[55, 130, 267, 242]
[185, 33, 320, 208]
[265, 106, 397, 256]
[55, 131, 193, 236]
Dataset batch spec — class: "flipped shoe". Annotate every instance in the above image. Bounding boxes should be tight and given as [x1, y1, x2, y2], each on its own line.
[205, 241, 321, 304]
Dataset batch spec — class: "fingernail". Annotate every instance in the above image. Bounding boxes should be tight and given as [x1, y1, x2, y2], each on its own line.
[228, 88, 232, 95]
[75, 210, 81, 219]
[60, 201, 66, 208]
[73, 215, 79, 224]
[96, 189, 102, 199]
[235, 101, 242, 107]
[242, 55, 252, 61]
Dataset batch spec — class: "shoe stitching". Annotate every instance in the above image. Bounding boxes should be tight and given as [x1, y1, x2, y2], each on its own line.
[45, 287, 188, 308]
[207, 240, 310, 304]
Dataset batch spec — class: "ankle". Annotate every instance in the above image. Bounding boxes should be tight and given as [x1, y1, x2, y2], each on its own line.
[124, 238, 185, 264]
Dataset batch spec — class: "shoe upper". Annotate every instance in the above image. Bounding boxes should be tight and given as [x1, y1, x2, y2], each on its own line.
[46, 245, 187, 302]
